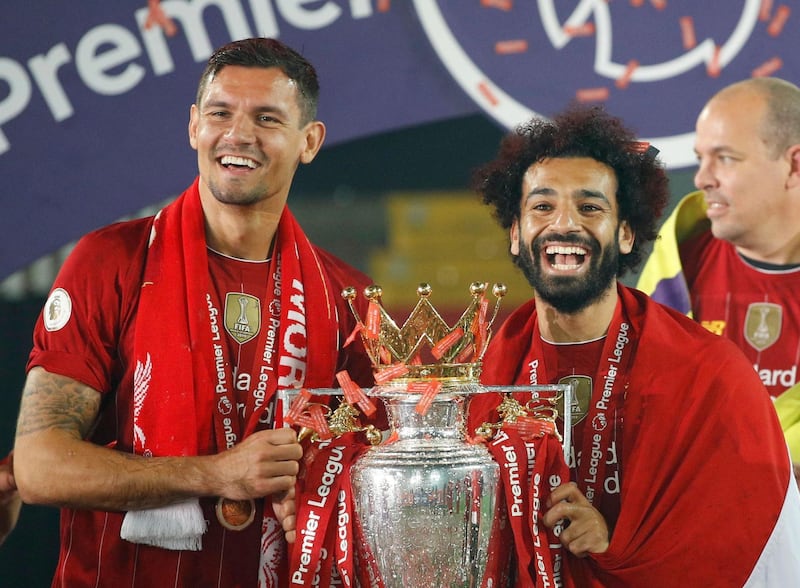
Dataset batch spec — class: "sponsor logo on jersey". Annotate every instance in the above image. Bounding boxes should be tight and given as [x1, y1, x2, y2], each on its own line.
[701, 320, 726, 336]
[43, 287, 72, 331]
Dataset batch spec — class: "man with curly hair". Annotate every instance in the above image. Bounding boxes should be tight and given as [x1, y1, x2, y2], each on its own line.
[467, 105, 800, 586]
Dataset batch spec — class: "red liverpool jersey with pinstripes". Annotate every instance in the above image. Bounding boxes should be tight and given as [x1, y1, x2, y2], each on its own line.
[680, 230, 800, 397]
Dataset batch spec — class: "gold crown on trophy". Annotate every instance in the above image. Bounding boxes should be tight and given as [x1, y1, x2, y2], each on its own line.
[341, 282, 506, 381]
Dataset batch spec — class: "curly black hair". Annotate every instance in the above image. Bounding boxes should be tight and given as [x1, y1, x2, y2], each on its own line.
[472, 105, 669, 276]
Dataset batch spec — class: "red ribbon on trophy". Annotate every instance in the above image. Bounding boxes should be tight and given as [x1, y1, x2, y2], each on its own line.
[486, 420, 574, 587]
[289, 432, 369, 587]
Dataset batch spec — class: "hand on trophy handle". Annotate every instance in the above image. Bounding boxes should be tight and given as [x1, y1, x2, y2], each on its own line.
[543, 481, 609, 557]
[272, 486, 297, 543]
[210, 428, 303, 500]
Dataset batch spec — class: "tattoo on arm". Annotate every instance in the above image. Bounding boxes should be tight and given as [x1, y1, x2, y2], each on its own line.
[16, 369, 101, 440]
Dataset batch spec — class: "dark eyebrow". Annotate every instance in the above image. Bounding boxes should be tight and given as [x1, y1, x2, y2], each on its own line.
[577, 189, 611, 203]
[526, 187, 556, 199]
[201, 99, 290, 119]
[525, 187, 610, 204]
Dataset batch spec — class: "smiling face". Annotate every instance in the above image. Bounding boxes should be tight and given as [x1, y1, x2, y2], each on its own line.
[694, 87, 792, 253]
[188, 65, 325, 212]
[511, 157, 633, 314]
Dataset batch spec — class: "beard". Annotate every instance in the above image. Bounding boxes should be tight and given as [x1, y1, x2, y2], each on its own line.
[516, 233, 619, 314]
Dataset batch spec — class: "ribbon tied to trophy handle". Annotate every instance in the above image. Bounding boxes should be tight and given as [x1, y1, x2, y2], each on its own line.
[475, 393, 563, 442]
[285, 386, 382, 446]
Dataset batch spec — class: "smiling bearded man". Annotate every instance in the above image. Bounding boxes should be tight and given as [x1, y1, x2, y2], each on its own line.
[517, 214, 618, 315]
[467, 105, 800, 586]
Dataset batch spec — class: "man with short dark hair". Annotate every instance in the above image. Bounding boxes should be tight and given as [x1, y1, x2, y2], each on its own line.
[13, 38, 371, 587]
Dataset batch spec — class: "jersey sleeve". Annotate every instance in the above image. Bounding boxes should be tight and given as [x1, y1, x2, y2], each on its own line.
[27, 218, 151, 394]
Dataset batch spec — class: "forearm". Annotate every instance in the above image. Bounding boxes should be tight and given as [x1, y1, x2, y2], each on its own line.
[14, 428, 222, 511]
[14, 367, 300, 512]
[14, 367, 223, 511]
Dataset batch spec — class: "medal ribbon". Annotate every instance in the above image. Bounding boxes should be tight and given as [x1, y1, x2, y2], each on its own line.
[528, 430, 573, 587]
[480, 494, 514, 587]
[203, 251, 283, 452]
[528, 301, 634, 508]
[486, 428, 537, 582]
[487, 422, 573, 586]
[310, 477, 355, 586]
[334, 474, 356, 586]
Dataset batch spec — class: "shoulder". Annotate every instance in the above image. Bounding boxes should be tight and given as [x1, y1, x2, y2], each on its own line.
[631, 287, 754, 368]
[56, 217, 153, 294]
[679, 228, 730, 270]
[492, 299, 538, 341]
[485, 299, 538, 356]
[69, 217, 153, 265]
[311, 245, 372, 292]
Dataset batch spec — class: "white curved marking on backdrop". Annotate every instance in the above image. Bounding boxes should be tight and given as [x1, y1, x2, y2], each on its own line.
[539, 0, 761, 81]
[411, 1, 765, 167]
[539, 0, 596, 50]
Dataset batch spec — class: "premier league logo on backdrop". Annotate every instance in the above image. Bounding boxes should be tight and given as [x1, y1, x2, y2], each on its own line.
[413, 0, 795, 168]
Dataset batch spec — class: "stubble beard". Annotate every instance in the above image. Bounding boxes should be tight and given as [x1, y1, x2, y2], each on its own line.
[206, 176, 266, 207]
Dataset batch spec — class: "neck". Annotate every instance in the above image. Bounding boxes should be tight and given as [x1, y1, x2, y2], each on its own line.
[735, 231, 800, 266]
[535, 284, 620, 343]
[199, 191, 283, 261]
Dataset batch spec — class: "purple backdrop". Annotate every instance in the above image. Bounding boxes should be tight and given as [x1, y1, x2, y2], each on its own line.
[0, 0, 797, 278]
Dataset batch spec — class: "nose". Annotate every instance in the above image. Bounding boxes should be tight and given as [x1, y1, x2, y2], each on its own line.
[550, 204, 580, 232]
[694, 158, 716, 192]
[224, 113, 256, 143]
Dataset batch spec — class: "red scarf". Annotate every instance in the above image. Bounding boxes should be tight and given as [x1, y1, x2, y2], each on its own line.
[123, 179, 339, 564]
[471, 285, 793, 586]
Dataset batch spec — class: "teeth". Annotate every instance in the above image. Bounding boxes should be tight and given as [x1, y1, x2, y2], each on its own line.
[552, 263, 581, 270]
[545, 245, 586, 255]
[221, 155, 257, 168]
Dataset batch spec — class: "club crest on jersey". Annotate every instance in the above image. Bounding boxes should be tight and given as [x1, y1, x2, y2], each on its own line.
[744, 302, 782, 351]
[224, 293, 261, 344]
[558, 375, 592, 426]
[43, 287, 72, 332]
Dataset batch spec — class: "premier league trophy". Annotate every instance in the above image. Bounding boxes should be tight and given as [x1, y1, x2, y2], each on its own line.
[283, 283, 570, 587]
[343, 282, 505, 587]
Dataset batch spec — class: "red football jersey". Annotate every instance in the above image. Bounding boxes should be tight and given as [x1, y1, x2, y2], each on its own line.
[28, 216, 372, 587]
[680, 231, 800, 397]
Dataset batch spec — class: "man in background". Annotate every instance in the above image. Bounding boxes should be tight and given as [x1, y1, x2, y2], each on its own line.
[637, 77, 800, 470]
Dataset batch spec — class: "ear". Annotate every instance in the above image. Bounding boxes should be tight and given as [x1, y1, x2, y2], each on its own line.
[785, 144, 800, 189]
[188, 104, 199, 151]
[510, 219, 520, 256]
[618, 220, 635, 255]
[299, 121, 326, 164]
